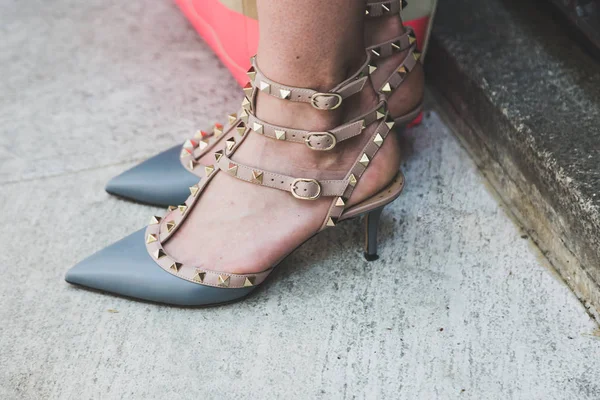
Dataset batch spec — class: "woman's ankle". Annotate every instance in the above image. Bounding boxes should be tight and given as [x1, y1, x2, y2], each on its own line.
[253, 52, 373, 133]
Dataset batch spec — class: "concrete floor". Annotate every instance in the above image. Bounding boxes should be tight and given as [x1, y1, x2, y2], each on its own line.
[1, 1, 600, 399]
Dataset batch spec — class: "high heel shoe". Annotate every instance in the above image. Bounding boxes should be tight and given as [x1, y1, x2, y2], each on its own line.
[105, 0, 424, 207]
[66, 53, 405, 306]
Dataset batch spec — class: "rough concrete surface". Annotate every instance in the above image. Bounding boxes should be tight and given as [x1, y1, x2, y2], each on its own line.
[1, 1, 600, 399]
[425, 0, 600, 318]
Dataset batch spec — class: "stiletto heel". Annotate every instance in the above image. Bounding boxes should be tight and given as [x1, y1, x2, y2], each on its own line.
[364, 206, 385, 261]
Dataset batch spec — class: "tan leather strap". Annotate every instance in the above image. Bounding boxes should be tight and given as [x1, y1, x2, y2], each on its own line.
[245, 101, 386, 151]
[365, 0, 407, 17]
[366, 26, 416, 60]
[374, 41, 421, 94]
[216, 152, 349, 199]
[318, 101, 394, 230]
[247, 54, 371, 110]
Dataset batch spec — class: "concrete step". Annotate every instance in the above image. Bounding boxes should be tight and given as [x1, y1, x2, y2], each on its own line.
[426, 0, 600, 318]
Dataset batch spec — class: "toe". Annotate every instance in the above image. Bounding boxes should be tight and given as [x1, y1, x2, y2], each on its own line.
[65, 229, 254, 306]
[105, 145, 200, 206]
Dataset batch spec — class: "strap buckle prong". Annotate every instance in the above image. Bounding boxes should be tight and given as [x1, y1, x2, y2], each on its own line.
[305, 132, 337, 151]
[291, 178, 322, 200]
[310, 93, 343, 110]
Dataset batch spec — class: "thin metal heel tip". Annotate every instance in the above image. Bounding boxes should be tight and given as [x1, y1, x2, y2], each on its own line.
[363, 252, 379, 262]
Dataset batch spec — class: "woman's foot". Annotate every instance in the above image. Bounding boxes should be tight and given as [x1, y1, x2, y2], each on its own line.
[164, 59, 401, 275]
[366, 14, 424, 119]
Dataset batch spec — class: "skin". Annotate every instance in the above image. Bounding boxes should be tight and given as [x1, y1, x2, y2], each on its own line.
[164, 0, 423, 274]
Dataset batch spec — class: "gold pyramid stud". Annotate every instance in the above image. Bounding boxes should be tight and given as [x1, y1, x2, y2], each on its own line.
[326, 217, 336, 227]
[204, 165, 215, 176]
[251, 170, 263, 184]
[241, 96, 251, 110]
[180, 148, 192, 158]
[198, 140, 209, 150]
[359, 153, 370, 167]
[166, 221, 176, 233]
[236, 123, 246, 136]
[391, 42, 401, 50]
[197, 130, 210, 139]
[385, 116, 395, 130]
[349, 174, 357, 187]
[192, 271, 206, 283]
[368, 64, 378, 74]
[183, 139, 197, 149]
[178, 205, 187, 215]
[227, 163, 238, 177]
[382, 3, 391, 12]
[279, 89, 291, 99]
[243, 82, 253, 98]
[168, 205, 177, 212]
[188, 160, 198, 170]
[376, 106, 386, 120]
[218, 275, 230, 287]
[365, 8, 370, 15]
[373, 133, 384, 147]
[149, 215, 162, 225]
[225, 138, 236, 151]
[214, 150, 224, 162]
[239, 109, 249, 124]
[335, 197, 346, 207]
[213, 123, 223, 137]
[397, 65, 408, 76]
[381, 82, 392, 93]
[246, 66, 256, 81]
[274, 130, 286, 140]
[243, 277, 255, 287]
[146, 233, 158, 244]
[169, 262, 182, 272]
[413, 51, 421, 61]
[409, 35, 417, 44]
[253, 122, 264, 134]
[370, 48, 381, 57]
[228, 113, 237, 125]
[361, 119, 367, 131]
[189, 185, 199, 197]
[259, 81, 270, 93]
[153, 249, 166, 260]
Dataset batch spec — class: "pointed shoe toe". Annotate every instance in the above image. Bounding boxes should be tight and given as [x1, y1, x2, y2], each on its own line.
[65, 229, 255, 306]
[105, 145, 200, 207]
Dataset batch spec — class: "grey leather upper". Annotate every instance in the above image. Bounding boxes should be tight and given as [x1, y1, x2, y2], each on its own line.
[105, 145, 200, 207]
[65, 229, 255, 306]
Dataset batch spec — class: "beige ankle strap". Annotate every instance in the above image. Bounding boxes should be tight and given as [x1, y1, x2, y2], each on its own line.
[246, 55, 371, 111]
[245, 101, 387, 151]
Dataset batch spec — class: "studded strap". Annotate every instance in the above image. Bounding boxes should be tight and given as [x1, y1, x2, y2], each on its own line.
[245, 101, 387, 151]
[365, 0, 407, 17]
[216, 152, 349, 199]
[145, 165, 275, 289]
[375, 40, 421, 95]
[247, 54, 371, 110]
[366, 26, 416, 60]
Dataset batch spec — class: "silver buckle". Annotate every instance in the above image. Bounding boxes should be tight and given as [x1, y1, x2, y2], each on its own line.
[305, 132, 337, 151]
[291, 178, 321, 200]
[310, 93, 343, 110]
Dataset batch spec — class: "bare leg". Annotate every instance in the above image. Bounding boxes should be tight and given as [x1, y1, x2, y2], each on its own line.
[165, 0, 402, 274]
